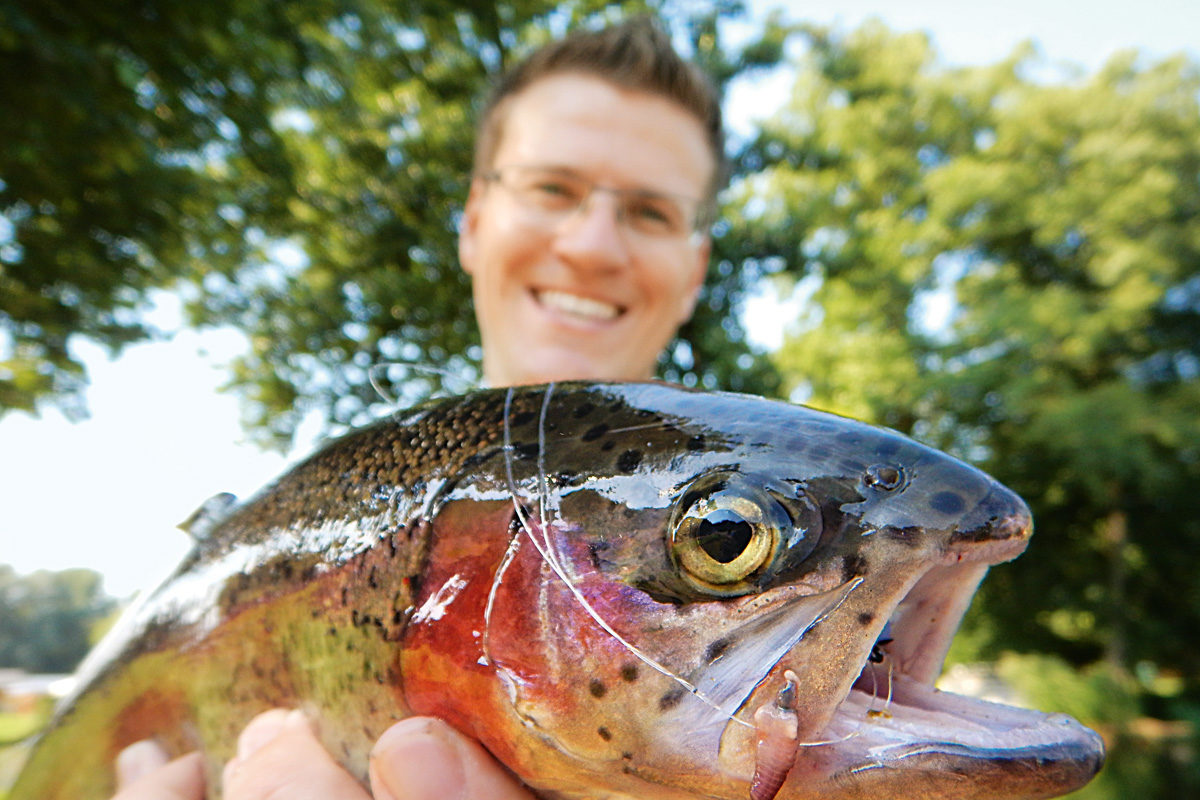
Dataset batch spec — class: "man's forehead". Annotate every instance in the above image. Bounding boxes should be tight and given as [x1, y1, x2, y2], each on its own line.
[493, 73, 715, 194]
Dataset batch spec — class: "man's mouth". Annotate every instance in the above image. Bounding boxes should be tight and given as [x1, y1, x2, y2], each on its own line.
[534, 289, 623, 322]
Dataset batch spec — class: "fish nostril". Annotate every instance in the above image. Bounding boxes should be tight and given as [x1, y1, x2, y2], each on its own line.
[864, 464, 906, 492]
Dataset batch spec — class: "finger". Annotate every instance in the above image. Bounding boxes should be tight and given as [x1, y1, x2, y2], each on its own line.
[111, 750, 205, 800]
[369, 717, 534, 800]
[223, 708, 371, 800]
[116, 740, 170, 788]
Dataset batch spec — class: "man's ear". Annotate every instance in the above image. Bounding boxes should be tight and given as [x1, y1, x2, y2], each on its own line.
[678, 236, 711, 323]
[458, 179, 486, 276]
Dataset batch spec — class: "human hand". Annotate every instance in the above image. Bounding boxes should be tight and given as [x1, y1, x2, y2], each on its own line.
[112, 711, 534, 800]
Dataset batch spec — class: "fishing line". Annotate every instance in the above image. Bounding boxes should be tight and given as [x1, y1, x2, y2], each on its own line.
[480, 514, 525, 668]
[497, 386, 876, 745]
[498, 387, 752, 729]
[368, 362, 479, 411]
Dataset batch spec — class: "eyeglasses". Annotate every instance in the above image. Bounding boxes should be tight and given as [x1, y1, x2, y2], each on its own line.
[480, 165, 709, 242]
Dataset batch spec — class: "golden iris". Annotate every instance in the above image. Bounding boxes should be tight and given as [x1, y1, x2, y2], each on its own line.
[670, 473, 788, 595]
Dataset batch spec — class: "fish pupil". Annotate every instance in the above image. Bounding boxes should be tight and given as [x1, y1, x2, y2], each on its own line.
[696, 511, 754, 564]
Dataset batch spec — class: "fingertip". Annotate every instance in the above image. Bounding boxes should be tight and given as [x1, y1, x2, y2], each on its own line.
[370, 718, 532, 800]
[116, 740, 169, 788]
[370, 718, 465, 800]
[235, 708, 296, 761]
[113, 750, 205, 800]
[222, 708, 367, 800]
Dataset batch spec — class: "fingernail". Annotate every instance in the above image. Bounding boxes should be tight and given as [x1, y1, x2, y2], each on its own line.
[116, 739, 169, 787]
[236, 708, 305, 761]
[370, 718, 465, 800]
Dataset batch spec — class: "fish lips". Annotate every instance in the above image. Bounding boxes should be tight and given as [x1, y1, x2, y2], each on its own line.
[714, 526, 1105, 800]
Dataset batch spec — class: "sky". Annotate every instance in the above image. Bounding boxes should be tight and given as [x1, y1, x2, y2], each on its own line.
[2, 1, 1198, 599]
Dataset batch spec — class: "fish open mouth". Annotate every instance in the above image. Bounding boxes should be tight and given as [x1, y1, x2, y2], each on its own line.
[799, 557, 1107, 795]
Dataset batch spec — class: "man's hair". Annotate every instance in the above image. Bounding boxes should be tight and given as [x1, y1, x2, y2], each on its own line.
[474, 16, 727, 208]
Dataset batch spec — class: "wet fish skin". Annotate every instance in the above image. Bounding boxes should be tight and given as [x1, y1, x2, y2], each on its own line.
[10, 382, 1103, 800]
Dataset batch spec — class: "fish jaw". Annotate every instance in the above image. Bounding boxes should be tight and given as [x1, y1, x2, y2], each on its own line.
[713, 500, 1105, 800]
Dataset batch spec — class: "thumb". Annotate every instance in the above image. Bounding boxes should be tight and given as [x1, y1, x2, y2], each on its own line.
[368, 717, 534, 800]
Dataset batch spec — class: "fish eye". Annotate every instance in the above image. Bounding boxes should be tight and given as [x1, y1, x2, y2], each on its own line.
[670, 472, 789, 595]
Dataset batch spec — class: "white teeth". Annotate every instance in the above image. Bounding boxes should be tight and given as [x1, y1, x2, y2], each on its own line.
[536, 290, 620, 321]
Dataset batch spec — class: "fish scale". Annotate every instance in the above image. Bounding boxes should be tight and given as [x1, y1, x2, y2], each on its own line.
[10, 382, 1103, 800]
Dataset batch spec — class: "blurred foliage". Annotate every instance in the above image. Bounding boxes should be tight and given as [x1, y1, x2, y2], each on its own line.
[0, 566, 115, 673]
[0, 0, 786, 442]
[989, 654, 1199, 799]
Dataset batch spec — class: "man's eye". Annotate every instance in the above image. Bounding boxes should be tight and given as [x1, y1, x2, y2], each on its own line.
[626, 197, 683, 233]
[530, 179, 582, 204]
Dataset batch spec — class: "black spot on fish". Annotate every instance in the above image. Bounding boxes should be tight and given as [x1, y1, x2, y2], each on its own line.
[620, 663, 639, 683]
[617, 449, 643, 472]
[510, 410, 536, 427]
[597, 726, 613, 741]
[587, 541, 607, 570]
[589, 678, 607, 698]
[622, 751, 633, 760]
[842, 554, 868, 582]
[583, 423, 610, 442]
[659, 687, 686, 711]
[930, 491, 967, 515]
[705, 637, 732, 662]
[512, 442, 539, 461]
[573, 402, 597, 419]
[601, 440, 616, 452]
[858, 612, 875, 626]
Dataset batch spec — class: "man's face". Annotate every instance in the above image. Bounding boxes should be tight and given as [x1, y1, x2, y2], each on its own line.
[459, 73, 713, 386]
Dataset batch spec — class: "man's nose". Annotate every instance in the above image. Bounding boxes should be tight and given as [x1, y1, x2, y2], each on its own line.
[552, 190, 630, 269]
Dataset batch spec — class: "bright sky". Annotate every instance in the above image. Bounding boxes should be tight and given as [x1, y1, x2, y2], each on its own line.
[2, 1, 1197, 598]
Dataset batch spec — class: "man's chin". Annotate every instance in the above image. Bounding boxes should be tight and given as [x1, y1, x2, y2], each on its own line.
[486, 346, 653, 387]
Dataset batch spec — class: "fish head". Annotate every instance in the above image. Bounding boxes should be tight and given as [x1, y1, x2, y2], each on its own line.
[405, 383, 1104, 800]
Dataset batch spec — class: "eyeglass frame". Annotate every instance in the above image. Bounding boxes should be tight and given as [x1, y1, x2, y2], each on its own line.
[477, 164, 714, 244]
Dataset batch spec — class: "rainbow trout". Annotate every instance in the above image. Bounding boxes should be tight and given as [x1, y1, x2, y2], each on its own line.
[11, 382, 1103, 800]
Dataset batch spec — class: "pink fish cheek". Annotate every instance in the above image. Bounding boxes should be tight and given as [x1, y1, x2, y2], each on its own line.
[398, 501, 524, 734]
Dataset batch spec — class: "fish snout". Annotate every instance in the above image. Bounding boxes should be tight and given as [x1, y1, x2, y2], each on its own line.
[944, 485, 1033, 565]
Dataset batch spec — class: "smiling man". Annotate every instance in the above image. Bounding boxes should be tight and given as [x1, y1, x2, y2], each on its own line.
[109, 17, 725, 800]
[459, 18, 723, 386]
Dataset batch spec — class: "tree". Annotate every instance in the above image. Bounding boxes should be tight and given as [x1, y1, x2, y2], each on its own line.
[0, 0, 309, 418]
[0, 565, 116, 673]
[743, 20, 1200, 796]
[0, 0, 786, 443]
[188, 0, 787, 448]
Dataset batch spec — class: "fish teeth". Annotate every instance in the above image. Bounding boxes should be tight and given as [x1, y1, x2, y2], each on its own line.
[537, 289, 620, 321]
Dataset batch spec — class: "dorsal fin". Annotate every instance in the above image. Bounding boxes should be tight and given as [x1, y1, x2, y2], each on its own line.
[177, 492, 239, 541]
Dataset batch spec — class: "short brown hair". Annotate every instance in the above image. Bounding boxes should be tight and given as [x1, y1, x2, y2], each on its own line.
[474, 16, 726, 211]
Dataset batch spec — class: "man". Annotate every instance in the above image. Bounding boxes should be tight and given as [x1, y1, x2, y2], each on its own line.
[111, 16, 723, 800]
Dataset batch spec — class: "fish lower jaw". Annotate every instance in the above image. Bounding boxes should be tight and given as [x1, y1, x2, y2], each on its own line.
[806, 670, 1106, 795]
[835, 670, 1097, 752]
